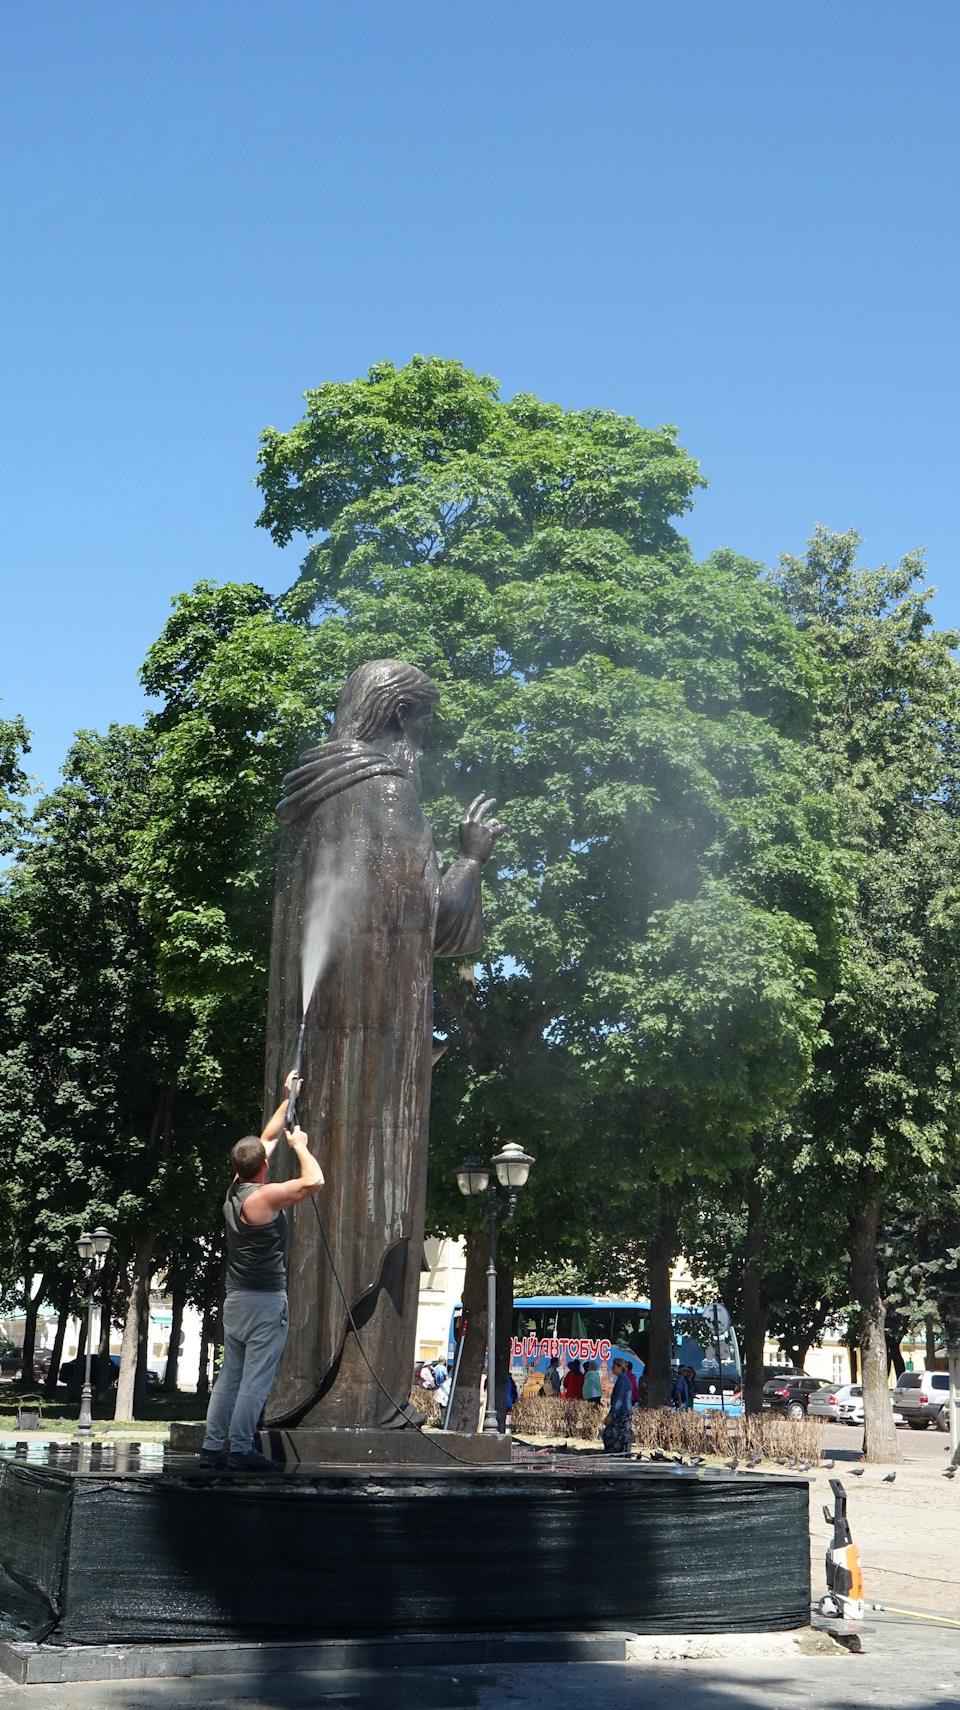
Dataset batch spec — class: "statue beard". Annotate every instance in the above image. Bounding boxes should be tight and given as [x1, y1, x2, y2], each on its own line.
[379, 732, 423, 798]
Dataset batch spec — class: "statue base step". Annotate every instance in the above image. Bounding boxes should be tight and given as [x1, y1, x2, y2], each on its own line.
[168, 1420, 511, 1464]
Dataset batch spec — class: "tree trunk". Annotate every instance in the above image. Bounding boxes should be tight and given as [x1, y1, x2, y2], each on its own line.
[741, 1135, 767, 1414]
[886, 1333, 905, 1378]
[43, 1280, 72, 1396]
[494, 1252, 514, 1431]
[645, 1204, 678, 1409]
[164, 1289, 186, 1393]
[446, 1230, 487, 1433]
[20, 1273, 46, 1386]
[66, 1312, 88, 1405]
[114, 1237, 155, 1423]
[847, 1339, 858, 1383]
[849, 1199, 901, 1462]
[132, 1268, 153, 1418]
[196, 1304, 213, 1398]
[95, 1264, 116, 1400]
[926, 1315, 938, 1370]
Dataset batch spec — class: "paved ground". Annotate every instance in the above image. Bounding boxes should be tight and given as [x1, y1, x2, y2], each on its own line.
[0, 1420, 956, 1708]
[799, 1419, 960, 1617]
[0, 1619, 955, 1710]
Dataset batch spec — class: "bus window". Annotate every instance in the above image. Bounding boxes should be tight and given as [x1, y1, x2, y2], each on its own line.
[514, 1308, 557, 1341]
[556, 1308, 602, 1341]
[609, 1311, 648, 1362]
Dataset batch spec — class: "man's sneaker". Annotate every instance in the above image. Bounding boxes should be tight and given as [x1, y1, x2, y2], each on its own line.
[226, 1448, 282, 1473]
[197, 1447, 228, 1469]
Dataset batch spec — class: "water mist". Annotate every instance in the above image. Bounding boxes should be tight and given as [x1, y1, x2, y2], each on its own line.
[284, 868, 347, 1131]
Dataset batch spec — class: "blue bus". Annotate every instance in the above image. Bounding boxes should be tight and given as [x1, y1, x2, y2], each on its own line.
[508, 1295, 743, 1414]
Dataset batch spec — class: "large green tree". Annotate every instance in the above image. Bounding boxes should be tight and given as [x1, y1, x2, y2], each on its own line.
[0, 726, 234, 1415]
[773, 528, 960, 1460]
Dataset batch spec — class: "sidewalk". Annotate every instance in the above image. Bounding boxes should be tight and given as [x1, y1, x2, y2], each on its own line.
[804, 1420, 960, 1618]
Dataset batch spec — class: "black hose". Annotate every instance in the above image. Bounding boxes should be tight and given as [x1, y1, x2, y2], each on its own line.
[309, 1195, 482, 1467]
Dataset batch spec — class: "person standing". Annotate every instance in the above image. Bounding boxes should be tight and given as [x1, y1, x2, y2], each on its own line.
[602, 1357, 634, 1457]
[199, 1073, 324, 1472]
[582, 1359, 603, 1403]
[542, 1356, 562, 1396]
[562, 1358, 584, 1400]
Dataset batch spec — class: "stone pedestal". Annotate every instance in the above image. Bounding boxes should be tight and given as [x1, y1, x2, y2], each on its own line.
[168, 1420, 510, 1464]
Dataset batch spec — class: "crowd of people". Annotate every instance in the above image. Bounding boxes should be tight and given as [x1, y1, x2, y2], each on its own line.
[539, 1354, 700, 1457]
[413, 1350, 700, 1455]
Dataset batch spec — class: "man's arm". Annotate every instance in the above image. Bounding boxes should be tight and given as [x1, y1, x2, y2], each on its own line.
[241, 1125, 324, 1225]
[259, 1070, 299, 1160]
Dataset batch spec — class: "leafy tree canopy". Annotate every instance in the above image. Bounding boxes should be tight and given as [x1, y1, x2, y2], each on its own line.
[136, 360, 845, 1279]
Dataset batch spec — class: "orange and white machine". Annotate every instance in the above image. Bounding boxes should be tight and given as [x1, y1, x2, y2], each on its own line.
[819, 1478, 864, 1622]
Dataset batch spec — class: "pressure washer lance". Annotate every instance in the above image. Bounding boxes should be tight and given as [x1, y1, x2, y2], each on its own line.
[284, 1013, 308, 1132]
[819, 1478, 864, 1623]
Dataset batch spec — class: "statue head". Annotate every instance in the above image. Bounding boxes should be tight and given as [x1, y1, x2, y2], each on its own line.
[330, 661, 440, 749]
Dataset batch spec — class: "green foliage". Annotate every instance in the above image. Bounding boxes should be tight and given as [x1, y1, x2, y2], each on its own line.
[773, 528, 960, 1204]
[0, 726, 235, 1316]
[0, 705, 31, 854]
[255, 355, 706, 567]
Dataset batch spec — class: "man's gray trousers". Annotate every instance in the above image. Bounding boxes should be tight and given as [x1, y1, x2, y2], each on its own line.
[202, 1289, 289, 1455]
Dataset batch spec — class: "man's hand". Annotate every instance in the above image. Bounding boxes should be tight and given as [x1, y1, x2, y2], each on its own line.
[459, 793, 502, 867]
[284, 1069, 300, 1094]
[286, 1124, 323, 1184]
[242, 1124, 324, 1223]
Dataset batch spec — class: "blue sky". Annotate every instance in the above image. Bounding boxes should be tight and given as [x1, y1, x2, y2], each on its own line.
[2, 3, 959, 792]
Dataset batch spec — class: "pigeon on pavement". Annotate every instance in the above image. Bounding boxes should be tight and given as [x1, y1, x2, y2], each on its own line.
[882, 1471, 896, 1483]
[746, 1453, 762, 1467]
[851, 1467, 865, 1476]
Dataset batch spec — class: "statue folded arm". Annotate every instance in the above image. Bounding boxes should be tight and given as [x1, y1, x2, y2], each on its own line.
[434, 791, 502, 959]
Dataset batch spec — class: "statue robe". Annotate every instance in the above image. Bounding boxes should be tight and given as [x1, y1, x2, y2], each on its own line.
[262, 740, 482, 1428]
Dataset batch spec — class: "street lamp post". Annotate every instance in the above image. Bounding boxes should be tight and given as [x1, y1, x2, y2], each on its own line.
[456, 1142, 535, 1434]
[75, 1227, 112, 1434]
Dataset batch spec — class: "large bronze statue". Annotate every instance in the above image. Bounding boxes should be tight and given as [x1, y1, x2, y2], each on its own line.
[263, 660, 500, 1429]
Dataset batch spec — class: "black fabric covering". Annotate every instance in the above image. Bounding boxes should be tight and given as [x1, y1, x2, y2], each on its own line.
[0, 1462, 72, 1641]
[0, 1461, 810, 1643]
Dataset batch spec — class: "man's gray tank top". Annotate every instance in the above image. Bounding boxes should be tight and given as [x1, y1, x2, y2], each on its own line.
[223, 1181, 288, 1292]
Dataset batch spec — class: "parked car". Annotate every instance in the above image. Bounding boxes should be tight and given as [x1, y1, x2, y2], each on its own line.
[892, 1370, 950, 1430]
[59, 1355, 161, 1389]
[0, 1342, 21, 1376]
[0, 1346, 54, 1379]
[761, 1375, 824, 1419]
[58, 1354, 121, 1388]
[807, 1382, 864, 1425]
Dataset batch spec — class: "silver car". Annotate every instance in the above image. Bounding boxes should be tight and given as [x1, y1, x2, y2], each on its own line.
[807, 1382, 863, 1425]
[892, 1370, 950, 1430]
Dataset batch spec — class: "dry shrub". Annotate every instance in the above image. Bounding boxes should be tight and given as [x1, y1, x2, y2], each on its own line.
[511, 1395, 605, 1440]
[511, 1397, 828, 1460]
[410, 1387, 443, 1427]
[735, 1411, 827, 1463]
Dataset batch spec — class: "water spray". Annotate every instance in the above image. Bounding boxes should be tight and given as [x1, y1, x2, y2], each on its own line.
[284, 870, 345, 1133]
